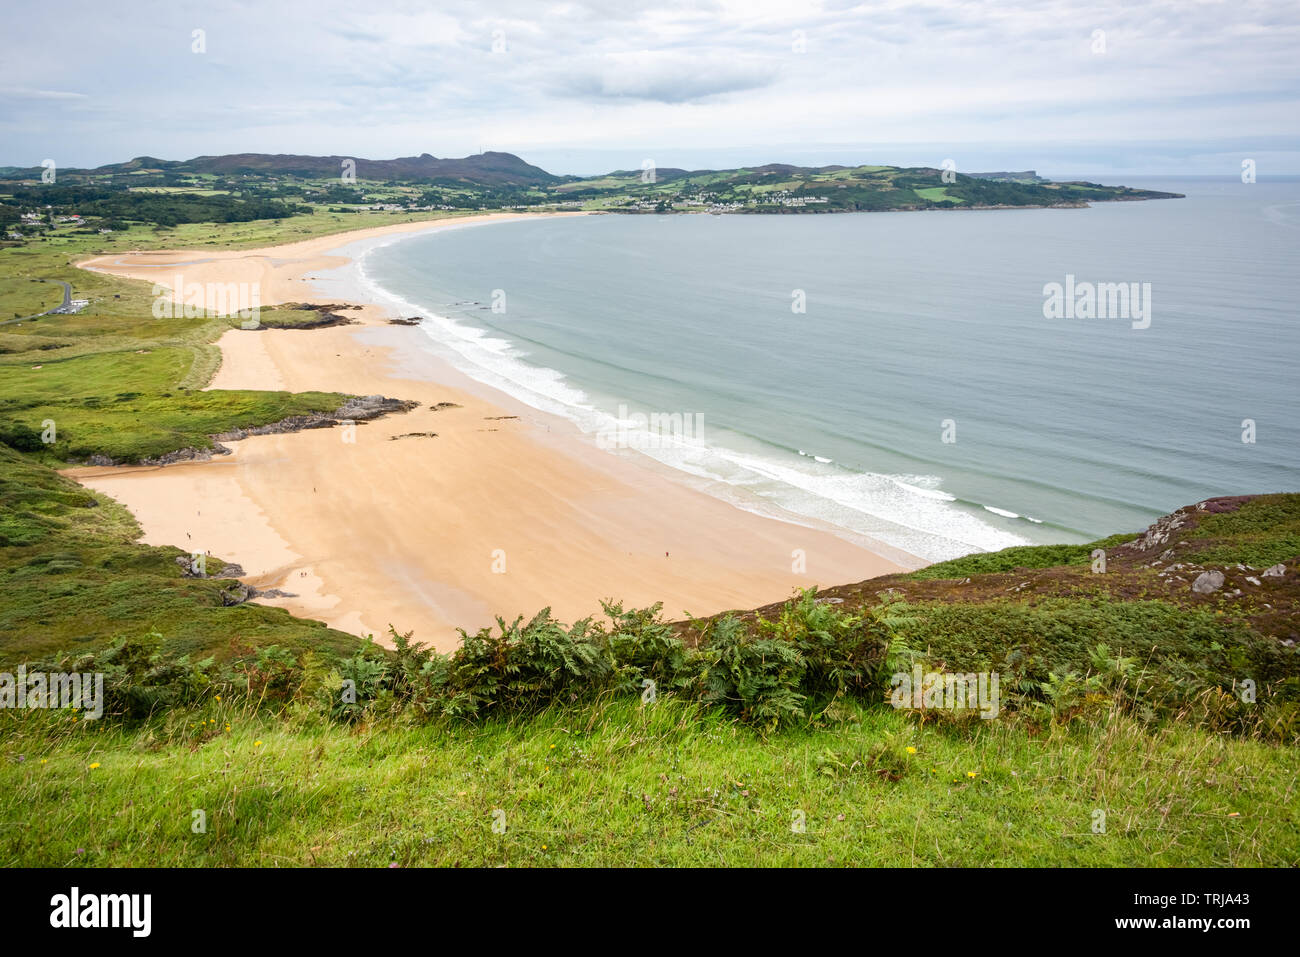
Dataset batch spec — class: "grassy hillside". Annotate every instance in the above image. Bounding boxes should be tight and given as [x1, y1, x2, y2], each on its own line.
[4, 697, 1294, 867]
[723, 495, 1300, 737]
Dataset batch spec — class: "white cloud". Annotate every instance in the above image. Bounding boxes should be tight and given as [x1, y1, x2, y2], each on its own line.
[0, 87, 89, 101]
[2, 0, 1297, 174]
[553, 51, 782, 102]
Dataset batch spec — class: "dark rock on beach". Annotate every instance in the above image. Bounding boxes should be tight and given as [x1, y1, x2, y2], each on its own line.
[248, 587, 297, 599]
[335, 394, 418, 421]
[255, 302, 359, 329]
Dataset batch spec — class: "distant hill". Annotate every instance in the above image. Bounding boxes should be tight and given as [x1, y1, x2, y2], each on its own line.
[78, 151, 566, 187]
[0, 152, 1184, 219]
[967, 170, 1049, 183]
[552, 162, 1183, 211]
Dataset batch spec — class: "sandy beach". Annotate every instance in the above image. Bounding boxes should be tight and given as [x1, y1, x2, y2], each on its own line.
[70, 213, 919, 651]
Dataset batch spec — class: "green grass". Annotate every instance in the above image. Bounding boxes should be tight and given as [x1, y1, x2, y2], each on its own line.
[1, 330, 346, 462]
[9, 377, 343, 464]
[907, 532, 1138, 579]
[0, 278, 64, 319]
[1186, 494, 1300, 567]
[891, 596, 1297, 731]
[0, 218, 360, 463]
[126, 187, 228, 196]
[2, 697, 1294, 866]
[914, 186, 966, 204]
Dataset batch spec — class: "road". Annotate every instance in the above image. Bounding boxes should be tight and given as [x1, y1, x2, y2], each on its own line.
[0, 279, 73, 326]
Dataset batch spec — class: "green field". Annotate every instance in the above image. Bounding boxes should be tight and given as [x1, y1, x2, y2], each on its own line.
[914, 186, 966, 204]
[3, 697, 1294, 867]
[0, 278, 65, 319]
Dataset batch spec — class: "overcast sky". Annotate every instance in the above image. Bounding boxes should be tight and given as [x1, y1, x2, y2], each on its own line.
[3, 0, 1298, 177]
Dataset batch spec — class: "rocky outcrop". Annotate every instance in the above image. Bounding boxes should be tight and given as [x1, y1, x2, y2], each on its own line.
[1118, 495, 1257, 565]
[1121, 506, 1194, 556]
[1191, 570, 1225, 594]
[256, 302, 359, 329]
[250, 587, 297, 599]
[219, 582, 251, 606]
[334, 394, 417, 421]
[173, 556, 245, 579]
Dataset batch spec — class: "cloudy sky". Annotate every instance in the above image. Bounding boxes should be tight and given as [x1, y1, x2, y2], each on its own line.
[3, 0, 1298, 177]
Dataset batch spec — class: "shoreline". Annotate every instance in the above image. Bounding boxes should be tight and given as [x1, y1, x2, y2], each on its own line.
[69, 213, 922, 650]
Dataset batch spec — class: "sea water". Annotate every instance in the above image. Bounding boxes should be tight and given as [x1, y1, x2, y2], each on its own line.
[359, 178, 1300, 562]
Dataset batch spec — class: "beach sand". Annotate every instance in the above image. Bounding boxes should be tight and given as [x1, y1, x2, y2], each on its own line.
[69, 213, 919, 651]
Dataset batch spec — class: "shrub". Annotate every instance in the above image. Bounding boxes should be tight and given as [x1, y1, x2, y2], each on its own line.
[699, 614, 808, 728]
[692, 590, 899, 728]
[52, 635, 214, 720]
[594, 600, 700, 697]
[0, 427, 45, 453]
